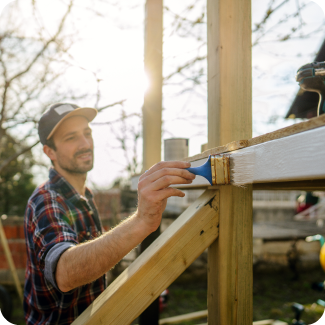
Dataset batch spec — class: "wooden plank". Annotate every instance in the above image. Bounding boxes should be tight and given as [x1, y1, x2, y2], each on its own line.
[208, 185, 253, 325]
[159, 310, 208, 324]
[157, 316, 287, 325]
[191, 321, 287, 325]
[182, 115, 325, 165]
[72, 190, 219, 325]
[206, 0, 253, 323]
[248, 114, 325, 147]
[182, 140, 248, 163]
[230, 125, 325, 185]
[141, 2, 163, 322]
[142, 0, 163, 170]
[252, 179, 325, 191]
[0, 218, 23, 303]
[176, 126, 325, 188]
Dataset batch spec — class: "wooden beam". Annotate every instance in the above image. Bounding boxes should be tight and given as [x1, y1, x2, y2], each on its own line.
[252, 179, 325, 191]
[141, 2, 163, 322]
[248, 113, 325, 147]
[133, 114, 325, 191]
[206, 0, 253, 324]
[183, 114, 325, 164]
[176, 125, 325, 188]
[159, 310, 208, 324]
[157, 310, 288, 325]
[230, 125, 325, 185]
[182, 140, 248, 163]
[208, 186, 253, 325]
[142, 0, 163, 171]
[72, 190, 219, 325]
[159, 312, 288, 325]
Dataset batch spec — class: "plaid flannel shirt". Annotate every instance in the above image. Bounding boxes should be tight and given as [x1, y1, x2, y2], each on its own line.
[24, 168, 106, 325]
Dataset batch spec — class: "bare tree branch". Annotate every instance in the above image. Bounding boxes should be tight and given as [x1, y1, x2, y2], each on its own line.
[96, 100, 126, 112]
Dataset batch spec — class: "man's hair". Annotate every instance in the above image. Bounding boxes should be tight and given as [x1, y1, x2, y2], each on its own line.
[45, 138, 56, 166]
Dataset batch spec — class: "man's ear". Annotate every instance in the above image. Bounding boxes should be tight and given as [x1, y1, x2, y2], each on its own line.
[43, 145, 56, 162]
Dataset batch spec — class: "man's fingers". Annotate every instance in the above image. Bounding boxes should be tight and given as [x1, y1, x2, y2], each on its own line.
[141, 167, 194, 185]
[156, 187, 186, 201]
[139, 161, 191, 181]
[150, 174, 193, 191]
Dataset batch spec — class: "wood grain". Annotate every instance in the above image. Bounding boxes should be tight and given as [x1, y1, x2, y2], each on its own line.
[206, 0, 253, 323]
[159, 310, 208, 324]
[252, 179, 325, 191]
[182, 115, 325, 165]
[248, 114, 325, 147]
[182, 140, 248, 163]
[208, 186, 253, 325]
[142, 0, 163, 170]
[72, 190, 219, 325]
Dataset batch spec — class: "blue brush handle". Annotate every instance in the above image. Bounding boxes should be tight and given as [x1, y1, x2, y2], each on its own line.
[186, 155, 213, 185]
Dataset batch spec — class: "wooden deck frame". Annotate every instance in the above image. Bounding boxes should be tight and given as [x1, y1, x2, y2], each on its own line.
[72, 0, 324, 323]
[72, 190, 219, 325]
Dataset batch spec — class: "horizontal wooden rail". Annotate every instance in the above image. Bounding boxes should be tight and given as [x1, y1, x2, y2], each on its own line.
[72, 190, 219, 325]
[183, 114, 325, 164]
[176, 124, 325, 189]
[131, 115, 325, 191]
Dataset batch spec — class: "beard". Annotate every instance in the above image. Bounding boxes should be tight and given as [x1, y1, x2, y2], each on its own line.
[56, 149, 94, 174]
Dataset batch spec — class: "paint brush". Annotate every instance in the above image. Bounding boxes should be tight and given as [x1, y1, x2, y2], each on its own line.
[186, 155, 230, 185]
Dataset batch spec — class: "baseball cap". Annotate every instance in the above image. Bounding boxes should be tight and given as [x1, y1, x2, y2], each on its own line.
[38, 103, 97, 145]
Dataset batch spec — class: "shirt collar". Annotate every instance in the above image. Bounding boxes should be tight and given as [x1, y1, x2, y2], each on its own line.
[49, 168, 93, 204]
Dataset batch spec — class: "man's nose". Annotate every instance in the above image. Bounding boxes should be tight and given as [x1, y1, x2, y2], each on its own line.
[78, 135, 93, 149]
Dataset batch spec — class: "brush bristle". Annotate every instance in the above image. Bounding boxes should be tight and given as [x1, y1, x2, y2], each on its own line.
[230, 151, 255, 186]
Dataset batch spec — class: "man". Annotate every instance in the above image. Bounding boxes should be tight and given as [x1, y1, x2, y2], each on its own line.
[24, 103, 195, 325]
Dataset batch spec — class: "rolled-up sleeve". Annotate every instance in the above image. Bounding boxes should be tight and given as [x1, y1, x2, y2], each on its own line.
[44, 242, 75, 290]
[30, 190, 78, 280]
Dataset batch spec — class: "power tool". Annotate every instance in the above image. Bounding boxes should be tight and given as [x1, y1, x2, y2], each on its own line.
[296, 61, 325, 116]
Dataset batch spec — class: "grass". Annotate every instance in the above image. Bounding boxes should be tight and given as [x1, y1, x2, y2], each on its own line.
[3, 267, 325, 325]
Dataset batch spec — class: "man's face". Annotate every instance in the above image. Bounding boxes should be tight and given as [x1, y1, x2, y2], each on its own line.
[49, 115, 94, 174]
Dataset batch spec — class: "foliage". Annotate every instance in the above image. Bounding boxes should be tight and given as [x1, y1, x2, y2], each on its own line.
[0, 134, 35, 216]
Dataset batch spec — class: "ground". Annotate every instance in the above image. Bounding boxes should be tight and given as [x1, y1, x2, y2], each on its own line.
[3, 267, 325, 325]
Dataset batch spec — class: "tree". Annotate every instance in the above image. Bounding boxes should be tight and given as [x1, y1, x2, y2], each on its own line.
[0, 0, 125, 175]
[0, 134, 35, 215]
[163, 0, 324, 88]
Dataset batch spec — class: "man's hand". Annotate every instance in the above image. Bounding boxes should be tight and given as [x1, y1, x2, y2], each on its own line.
[136, 161, 195, 233]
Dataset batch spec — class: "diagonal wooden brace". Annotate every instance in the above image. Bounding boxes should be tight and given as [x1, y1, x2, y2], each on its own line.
[72, 190, 219, 325]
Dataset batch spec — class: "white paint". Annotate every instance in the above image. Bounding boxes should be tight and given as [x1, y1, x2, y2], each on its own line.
[176, 126, 325, 188]
[231, 126, 325, 185]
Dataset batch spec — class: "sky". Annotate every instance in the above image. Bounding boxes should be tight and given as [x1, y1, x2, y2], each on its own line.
[1, 0, 325, 188]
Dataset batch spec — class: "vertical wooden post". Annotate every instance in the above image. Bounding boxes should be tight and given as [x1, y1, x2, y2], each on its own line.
[141, 1, 163, 323]
[207, 0, 253, 324]
[142, 0, 163, 171]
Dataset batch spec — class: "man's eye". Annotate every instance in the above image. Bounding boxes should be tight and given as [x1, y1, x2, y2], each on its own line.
[66, 137, 74, 141]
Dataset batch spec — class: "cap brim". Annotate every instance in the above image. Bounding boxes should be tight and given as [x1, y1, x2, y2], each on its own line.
[47, 107, 97, 140]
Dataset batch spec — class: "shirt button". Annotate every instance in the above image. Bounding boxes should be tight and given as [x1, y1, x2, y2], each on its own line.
[89, 211, 94, 215]
[87, 232, 90, 236]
